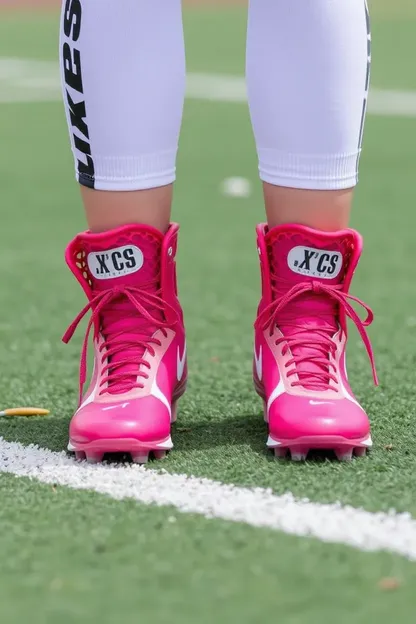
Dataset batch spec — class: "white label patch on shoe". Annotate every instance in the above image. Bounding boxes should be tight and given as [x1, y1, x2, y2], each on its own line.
[87, 245, 144, 280]
[288, 246, 342, 279]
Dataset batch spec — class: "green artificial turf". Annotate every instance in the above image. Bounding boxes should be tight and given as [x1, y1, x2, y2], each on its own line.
[0, 474, 416, 624]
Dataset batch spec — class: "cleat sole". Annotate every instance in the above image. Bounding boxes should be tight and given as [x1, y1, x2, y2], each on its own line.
[267, 434, 372, 462]
[68, 436, 174, 464]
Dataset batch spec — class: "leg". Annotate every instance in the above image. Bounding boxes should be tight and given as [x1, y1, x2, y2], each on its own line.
[247, 0, 371, 231]
[60, 0, 187, 463]
[248, 0, 376, 461]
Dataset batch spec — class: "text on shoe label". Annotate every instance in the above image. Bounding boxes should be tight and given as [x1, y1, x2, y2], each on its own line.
[87, 245, 144, 279]
[288, 246, 342, 279]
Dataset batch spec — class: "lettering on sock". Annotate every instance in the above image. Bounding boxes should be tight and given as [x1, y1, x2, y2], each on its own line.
[62, 0, 95, 188]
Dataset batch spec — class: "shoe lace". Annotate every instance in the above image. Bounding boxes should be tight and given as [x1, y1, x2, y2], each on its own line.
[255, 280, 378, 392]
[63, 280, 179, 402]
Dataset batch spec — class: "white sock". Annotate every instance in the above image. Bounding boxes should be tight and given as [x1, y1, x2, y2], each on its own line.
[60, 0, 185, 191]
[246, 0, 371, 190]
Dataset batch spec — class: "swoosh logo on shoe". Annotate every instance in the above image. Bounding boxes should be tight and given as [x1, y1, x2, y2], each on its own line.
[309, 400, 333, 406]
[102, 402, 130, 411]
[254, 345, 262, 381]
[177, 341, 187, 382]
[151, 378, 172, 418]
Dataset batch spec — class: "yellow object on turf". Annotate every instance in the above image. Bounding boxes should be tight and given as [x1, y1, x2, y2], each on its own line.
[0, 408, 50, 417]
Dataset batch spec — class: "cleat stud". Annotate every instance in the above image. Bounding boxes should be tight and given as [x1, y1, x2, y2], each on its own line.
[86, 452, 103, 464]
[154, 450, 167, 461]
[132, 452, 149, 465]
[291, 453, 308, 462]
[274, 447, 287, 459]
[290, 447, 308, 462]
[171, 401, 178, 423]
[335, 448, 353, 462]
[354, 447, 367, 457]
[75, 451, 86, 461]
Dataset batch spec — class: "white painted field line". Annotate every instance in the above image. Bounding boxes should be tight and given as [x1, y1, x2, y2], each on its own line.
[0, 58, 416, 117]
[1, 437, 416, 560]
[0, 58, 60, 103]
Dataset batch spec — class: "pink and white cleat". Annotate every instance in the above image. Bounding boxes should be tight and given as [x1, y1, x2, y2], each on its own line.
[254, 224, 378, 462]
[63, 223, 187, 464]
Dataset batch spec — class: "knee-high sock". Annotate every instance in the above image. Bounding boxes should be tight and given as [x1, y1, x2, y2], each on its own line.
[246, 0, 371, 190]
[60, 0, 185, 191]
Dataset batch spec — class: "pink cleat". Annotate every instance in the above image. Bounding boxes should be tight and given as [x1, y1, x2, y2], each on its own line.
[254, 224, 378, 462]
[63, 223, 187, 464]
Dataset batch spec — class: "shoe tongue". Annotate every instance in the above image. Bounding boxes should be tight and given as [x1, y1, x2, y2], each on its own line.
[83, 225, 163, 291]
[266, 225, 349, 391]
[81, 224, 164, 395]
[266, 227, 346, 290]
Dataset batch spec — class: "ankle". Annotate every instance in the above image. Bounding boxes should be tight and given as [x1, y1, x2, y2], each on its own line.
[263, 183, 352, 232]
[81, 185, 173, 234]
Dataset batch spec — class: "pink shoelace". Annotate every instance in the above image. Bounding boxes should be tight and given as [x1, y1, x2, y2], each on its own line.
[255, 280, 378, 392]
[63, 282, 178, 402]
